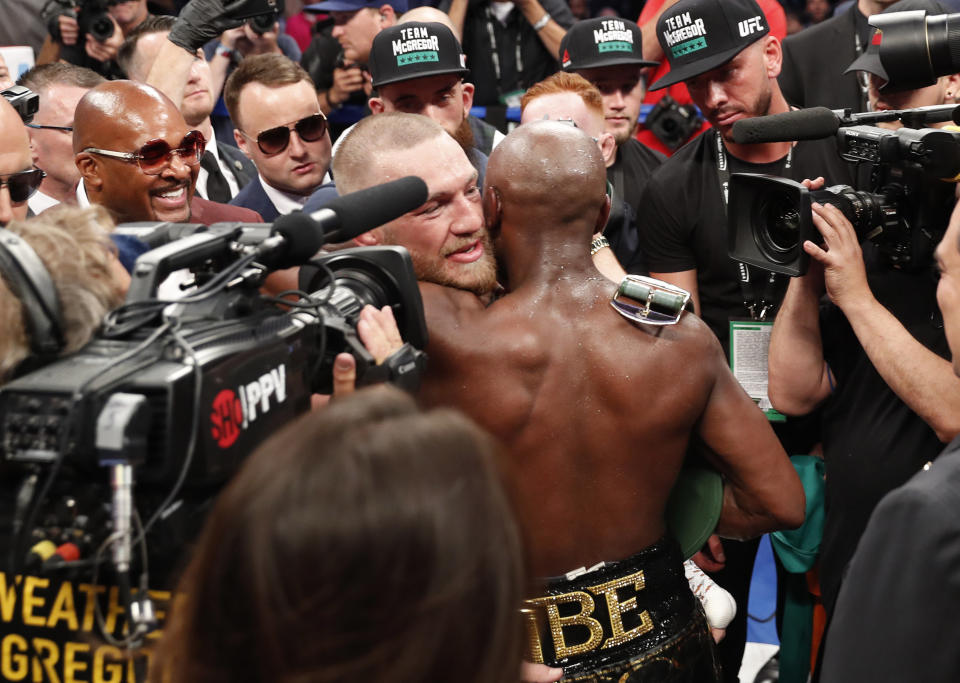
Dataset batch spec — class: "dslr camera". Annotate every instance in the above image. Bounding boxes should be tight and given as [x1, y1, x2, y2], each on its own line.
[43, 0, 117, 63]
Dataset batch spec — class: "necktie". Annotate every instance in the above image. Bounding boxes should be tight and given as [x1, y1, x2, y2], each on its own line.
[200, 150, 232, 203]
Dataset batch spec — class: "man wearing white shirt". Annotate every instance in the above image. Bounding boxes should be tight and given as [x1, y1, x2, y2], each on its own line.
[17, 63, 105, 215]
[223, 54, 333, 222]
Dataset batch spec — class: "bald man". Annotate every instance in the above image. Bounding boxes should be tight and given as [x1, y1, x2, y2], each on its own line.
[73, 79, 261, 225]
[418, 121, 804, 680]
[0, 98, 43, 227]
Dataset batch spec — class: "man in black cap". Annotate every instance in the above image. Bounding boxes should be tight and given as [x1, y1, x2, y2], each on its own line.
[636, 0, 853, 679]
[559, 17, 666, 274]
[367, 21, 494, 181]
[843, 0, 960, 127]
[779, 0, 901, 112]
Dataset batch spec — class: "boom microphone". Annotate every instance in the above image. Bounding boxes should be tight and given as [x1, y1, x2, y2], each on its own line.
[310, 175, 429, 244]
[731, 107, 840, 144]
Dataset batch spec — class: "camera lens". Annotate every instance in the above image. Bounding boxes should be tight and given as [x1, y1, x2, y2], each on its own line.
[755, 191, 802, 263]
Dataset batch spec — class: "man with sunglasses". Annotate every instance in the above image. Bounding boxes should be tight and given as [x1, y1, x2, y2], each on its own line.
[17, 63, 105, 215]
[73, 80, 263, 227]
[0, 98, 45, 228]
[224, 54, 333, 222]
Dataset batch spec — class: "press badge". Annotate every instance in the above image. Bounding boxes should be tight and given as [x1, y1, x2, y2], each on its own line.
[729, 320, 785, 422]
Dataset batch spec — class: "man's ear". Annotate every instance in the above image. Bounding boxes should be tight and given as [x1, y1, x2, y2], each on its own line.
[461, 81, 475, 111]
[75, 153, 102, 191]
[598, 132, 617, 167]
[234, 128, 252, 158]
[379, 5, 396, 26]
[354, 228, 382, 246]
[764, 35, 783, 79]
[483, 185, 502, 236]
[369, 97, 386, 114]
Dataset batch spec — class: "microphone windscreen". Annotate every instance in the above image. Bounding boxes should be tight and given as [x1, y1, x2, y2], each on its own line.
[271, 212, 326, 267]
[317, 176, 430, 244]
[731, 107, 840, 144]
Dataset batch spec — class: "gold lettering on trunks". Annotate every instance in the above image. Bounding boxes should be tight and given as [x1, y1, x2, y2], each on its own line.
[525, 591, 603, 658]
[588, 570, 654, 649]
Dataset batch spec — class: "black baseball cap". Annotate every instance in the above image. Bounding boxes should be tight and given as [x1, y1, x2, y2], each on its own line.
[559, 17, 659, 71]
[649, 0, 769, 91]
[368, 21, 469, 88]
[844, 0, 949, 81]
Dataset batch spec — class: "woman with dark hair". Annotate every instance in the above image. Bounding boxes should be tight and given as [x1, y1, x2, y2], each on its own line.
[150, 386, 526, 683]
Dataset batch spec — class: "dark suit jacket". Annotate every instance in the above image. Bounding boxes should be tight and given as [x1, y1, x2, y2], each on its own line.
[779, 7, 864, 111]
[217, 141, 256, 191]
[191, 196, 263, 225]
[229, 177, 279, 223]
[821, 435, 960, 682]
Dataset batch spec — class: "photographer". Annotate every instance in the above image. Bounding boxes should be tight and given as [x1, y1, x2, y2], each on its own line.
[41, 0, 151, 78]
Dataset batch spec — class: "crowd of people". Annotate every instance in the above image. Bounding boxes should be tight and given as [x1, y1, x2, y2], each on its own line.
[2, 0, 960, 681]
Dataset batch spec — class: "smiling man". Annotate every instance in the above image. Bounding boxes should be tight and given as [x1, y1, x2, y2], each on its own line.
[334, 113, 497, 296]
[73, 80, 262, 227]
[224, 54, 333, 222]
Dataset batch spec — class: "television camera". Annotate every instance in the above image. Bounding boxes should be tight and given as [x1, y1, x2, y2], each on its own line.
[0, 176, 429, 647]
[727, 104, 960, 277]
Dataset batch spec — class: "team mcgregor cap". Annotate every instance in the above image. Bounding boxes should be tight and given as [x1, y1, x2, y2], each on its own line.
[559, 17, 659, 71]
[368, 21, 469, 87]
[844, 0, 948, 81]
[304, 0, 407, 13]
[649, 0, 769, 91]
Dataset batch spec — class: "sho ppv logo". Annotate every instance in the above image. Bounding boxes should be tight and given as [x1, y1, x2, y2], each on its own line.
[210, 364, 287, 449]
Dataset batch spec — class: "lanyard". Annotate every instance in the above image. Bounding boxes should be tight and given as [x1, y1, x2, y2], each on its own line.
[715, 133, 791, 320]
[484, 5, 524, 94]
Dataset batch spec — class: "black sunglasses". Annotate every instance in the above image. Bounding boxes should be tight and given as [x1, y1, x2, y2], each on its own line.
[245, 113, 328, 155]
[0, 168, 46, 203]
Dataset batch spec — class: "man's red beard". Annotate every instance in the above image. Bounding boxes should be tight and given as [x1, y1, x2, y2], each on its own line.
[452, 115, 476, 152]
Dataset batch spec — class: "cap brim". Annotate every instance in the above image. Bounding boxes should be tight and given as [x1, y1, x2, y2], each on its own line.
[372, 66, 470, 88]
[843, 51, 887, 80]
[565, 56, 660, 71]
[649, 36, 762, 91]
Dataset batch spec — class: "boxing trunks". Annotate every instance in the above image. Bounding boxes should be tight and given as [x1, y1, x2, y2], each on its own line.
[522, 538, 720, 682]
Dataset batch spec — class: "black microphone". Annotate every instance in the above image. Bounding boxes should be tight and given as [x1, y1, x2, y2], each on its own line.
[309, 175, 429, 244]
[257, 212, 326, 269]
[731, 107, 840, 144]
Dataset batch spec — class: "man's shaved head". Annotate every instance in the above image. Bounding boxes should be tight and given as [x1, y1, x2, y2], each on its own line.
[487, 121, 607, 224]
[333, 112, 447, 195]
[74, 80, 198, 223]
[400, 6, 460, 40]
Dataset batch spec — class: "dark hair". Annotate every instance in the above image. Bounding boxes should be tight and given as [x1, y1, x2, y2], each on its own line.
[223, 54, 316, 131]
[116, 15, 177, 78]
[150, 386, 525, 683]
[16, 62, 105, 93]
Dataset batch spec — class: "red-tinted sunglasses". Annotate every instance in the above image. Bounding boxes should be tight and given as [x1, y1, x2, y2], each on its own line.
[82, 130, 206, 175]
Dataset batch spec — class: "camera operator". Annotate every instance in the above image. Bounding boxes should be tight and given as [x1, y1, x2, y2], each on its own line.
[636, 1, 854, 675]
[844, 0, 960, 129]
[42, 0, 151, 78]
[767, 0, 960, 634]
[816, 201, 960, 682]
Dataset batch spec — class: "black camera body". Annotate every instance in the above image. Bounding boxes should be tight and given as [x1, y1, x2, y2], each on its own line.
[1, 86, 40, 124]
[0, 230, 428, 488]
[728, 124, 960, 277]
[644, 94, 704, 150]
[44, 0, 116, 64]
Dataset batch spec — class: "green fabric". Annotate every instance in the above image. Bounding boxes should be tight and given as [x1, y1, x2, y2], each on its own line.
[770, 455, 826, 573]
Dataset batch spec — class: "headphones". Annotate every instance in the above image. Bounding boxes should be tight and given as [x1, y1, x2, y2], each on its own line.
[0, 227, 65, 358]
